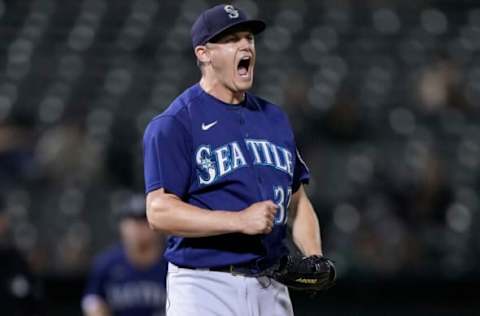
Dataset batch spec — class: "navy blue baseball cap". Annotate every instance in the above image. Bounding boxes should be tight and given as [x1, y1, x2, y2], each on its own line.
[191, 4, 266, 48]
[118, 194, 146, 220]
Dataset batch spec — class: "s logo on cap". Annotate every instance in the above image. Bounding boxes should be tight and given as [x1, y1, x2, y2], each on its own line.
[224, 5, 239, 19]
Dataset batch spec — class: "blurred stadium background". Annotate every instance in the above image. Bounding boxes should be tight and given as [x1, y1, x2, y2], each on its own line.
[0, 0, 480, 315]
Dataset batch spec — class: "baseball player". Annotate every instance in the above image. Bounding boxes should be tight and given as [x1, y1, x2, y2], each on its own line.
[82, 195, 168, 316]
[143, 4, 331, 316]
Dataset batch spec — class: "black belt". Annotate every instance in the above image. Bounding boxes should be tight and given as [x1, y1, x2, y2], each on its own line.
[179, 263, 266, 276]
[209, 264, 253, 275]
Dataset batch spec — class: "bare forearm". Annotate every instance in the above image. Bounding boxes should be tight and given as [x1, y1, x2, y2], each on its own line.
[147, 188, 279, 238]
[290, 187, 323, 256]
[147, 190, 239, 237]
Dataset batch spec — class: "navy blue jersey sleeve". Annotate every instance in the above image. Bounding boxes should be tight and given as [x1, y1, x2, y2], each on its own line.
[292, 147, 310, 193]
[83, 256, 107, 299]
[143, 116, 192, 197]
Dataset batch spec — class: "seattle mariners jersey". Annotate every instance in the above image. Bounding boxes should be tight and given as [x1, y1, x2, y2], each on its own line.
[83, 245, 167, 316]
[143, 83, 309, 270]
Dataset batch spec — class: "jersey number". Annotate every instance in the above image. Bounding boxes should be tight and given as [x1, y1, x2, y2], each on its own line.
[273, 186, 292, 225]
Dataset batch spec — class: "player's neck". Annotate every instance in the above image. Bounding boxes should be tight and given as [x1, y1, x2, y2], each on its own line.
[125, 243, 161, 269]
[199, 77, 245, 104]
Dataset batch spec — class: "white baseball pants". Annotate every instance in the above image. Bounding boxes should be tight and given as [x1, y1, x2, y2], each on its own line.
[166, 263, 294, 316]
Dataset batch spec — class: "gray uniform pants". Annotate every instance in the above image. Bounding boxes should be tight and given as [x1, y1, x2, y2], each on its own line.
[166, 263, 294, 316]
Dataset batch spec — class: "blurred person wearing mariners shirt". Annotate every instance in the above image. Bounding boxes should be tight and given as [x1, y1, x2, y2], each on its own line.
[82, 195, 167, 316]
[143, 4, 326, 316]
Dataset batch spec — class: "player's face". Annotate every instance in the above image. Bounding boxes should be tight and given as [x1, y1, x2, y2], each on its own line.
[207, 30, 256, 93]
[120, 218, 159, 250]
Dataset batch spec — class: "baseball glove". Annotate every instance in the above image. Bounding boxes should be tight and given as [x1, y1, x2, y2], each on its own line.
[270, 255, 336, 292]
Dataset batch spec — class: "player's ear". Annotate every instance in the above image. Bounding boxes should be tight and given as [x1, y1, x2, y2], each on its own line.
[195, 45, 211, 65]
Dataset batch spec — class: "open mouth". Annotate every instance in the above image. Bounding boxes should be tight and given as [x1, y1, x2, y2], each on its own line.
[237, 56, 251, 77]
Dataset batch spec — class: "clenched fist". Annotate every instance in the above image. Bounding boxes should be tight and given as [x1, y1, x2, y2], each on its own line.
[237, 200, 278, 235]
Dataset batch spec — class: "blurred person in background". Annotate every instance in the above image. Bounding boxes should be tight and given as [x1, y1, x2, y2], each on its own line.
[82, 195, 167, 316]
[417, 53, 468, 113]
[0, 193, 42, 316]
[0, 121, 36, 186]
